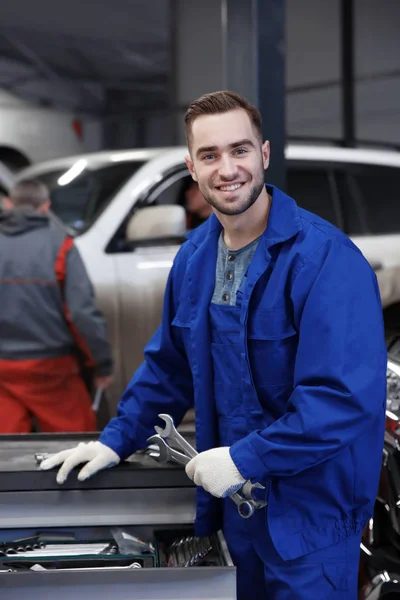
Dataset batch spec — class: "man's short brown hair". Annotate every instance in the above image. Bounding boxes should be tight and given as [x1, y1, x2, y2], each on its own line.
[184, 90, 262, 149]
[9, 179, 50, 209]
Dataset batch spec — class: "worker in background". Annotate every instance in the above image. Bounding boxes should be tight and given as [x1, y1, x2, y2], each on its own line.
[184, 179, 212, 230]
[41, 92, 386, 599]
[0, 179, 113, 433]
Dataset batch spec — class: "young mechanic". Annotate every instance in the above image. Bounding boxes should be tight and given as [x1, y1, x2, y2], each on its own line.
[41, 91, 387, 599]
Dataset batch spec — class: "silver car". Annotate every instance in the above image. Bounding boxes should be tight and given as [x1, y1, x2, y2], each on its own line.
[17, 144, 400, 416]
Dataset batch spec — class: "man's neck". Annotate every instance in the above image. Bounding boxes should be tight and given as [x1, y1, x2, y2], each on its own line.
[217, 189, 272, 250]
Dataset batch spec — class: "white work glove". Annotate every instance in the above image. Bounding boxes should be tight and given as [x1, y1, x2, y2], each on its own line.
[185, 447, 246, 498]
[39, 441, 120, 484]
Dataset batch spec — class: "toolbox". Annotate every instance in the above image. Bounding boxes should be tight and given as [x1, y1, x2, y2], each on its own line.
[0, 433, 236, 599]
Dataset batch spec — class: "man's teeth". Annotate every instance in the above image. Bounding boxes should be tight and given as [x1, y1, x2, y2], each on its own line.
[219, 183, 243, 192]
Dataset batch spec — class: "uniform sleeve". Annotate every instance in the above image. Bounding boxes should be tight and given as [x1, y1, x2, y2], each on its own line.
[230, 239, 387, 481]
[64, 245, 113, 376]
[99, 249, 194, 459]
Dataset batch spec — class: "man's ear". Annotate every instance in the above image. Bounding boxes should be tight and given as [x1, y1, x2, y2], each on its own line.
[38, 200, 51, 214]
[261, 140, 271, 170]
[3, 197, 14, 210]
[185, 155, 198, 182]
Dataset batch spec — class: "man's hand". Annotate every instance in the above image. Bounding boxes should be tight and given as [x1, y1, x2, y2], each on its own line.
[39, 441, 120, 484]
[95, 375, 113, 389]
[185, 447, 246, 498]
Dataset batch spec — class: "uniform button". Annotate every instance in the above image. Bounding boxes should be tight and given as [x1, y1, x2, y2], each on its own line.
[228, 254, 235, 261]
[227, 272, 233, 280]
[222, 293, 229, 302]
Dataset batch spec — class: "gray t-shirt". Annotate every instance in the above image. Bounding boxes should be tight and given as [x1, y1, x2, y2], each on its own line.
[211, 232, 260, 306]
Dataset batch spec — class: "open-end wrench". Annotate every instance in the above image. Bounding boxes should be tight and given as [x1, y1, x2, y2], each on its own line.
[147, 434, 256, 519]
[241, 481, 268, 510]
[147, 434, 190, 466]
[155, 414, 197, 459]
[153, 414, 267, 513]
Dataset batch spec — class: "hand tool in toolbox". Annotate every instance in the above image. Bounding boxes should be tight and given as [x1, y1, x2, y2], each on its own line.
[166, 535, 213, 568]
[147, 413, 267, 519]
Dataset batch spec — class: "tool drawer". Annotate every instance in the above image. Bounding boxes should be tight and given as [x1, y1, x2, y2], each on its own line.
[0, 525, 236, 599]
[0, 434, 236, 599]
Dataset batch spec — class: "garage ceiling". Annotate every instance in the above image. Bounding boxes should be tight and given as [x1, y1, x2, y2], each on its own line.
[0, 0, 170, 115]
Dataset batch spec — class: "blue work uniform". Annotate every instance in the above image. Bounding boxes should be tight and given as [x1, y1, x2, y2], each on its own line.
[100, 185, 387, 598]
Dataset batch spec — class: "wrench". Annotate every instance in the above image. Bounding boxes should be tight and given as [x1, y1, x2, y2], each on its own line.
[147, 434, 190, 466]
[241, 481, 268, 510]
[147, 434, 256, 519]
[155, 414, 197, 459]
[153, 414, 268, 512]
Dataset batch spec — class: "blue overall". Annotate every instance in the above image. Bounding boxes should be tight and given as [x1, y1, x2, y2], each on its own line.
[101, 186, 387, 599]
[210, 296, 361, 599]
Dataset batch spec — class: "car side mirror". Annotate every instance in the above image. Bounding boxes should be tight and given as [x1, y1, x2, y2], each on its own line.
[125, 205, 187, 246]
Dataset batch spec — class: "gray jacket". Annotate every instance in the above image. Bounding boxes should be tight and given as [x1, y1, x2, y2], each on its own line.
[0, 208, 113, 376]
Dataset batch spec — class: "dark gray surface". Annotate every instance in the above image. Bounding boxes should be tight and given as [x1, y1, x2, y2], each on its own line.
[0, 434, 195, 492]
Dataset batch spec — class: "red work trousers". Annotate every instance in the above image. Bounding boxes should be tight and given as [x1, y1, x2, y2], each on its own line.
[0, 355, 97, 433]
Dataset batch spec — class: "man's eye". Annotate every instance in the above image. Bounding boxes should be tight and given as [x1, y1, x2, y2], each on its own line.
[234, 148, 247, 155]
[203, 154, 215, 161]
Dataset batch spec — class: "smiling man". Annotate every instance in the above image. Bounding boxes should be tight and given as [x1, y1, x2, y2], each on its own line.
[41, 91, 387, 599]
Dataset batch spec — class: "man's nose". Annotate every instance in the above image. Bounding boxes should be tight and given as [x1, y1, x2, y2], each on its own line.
[218, 155, 238, 180]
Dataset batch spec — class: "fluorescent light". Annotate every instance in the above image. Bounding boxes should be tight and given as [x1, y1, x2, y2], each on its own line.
[58, 159, 87, 186]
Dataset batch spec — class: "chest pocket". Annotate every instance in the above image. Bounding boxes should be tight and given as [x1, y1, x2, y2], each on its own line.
[247, 308, 297, 386]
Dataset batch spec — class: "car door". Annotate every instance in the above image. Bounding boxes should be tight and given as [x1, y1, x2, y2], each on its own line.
[286, 161, 344, 229]
[110, 166, 192, 399]
[334, 163, 400, 309]
[335, 164, 400, 270]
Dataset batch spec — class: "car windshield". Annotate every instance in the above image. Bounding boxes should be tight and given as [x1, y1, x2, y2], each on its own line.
[32, 160, 145, 234]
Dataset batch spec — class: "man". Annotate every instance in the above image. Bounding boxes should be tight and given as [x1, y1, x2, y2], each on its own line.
[41, 92, 386, 599]
[183, 179, 212, 229]
[0, 179, 113, 433]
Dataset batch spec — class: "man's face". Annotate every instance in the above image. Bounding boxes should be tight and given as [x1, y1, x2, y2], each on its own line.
[185, 109, 270, 216]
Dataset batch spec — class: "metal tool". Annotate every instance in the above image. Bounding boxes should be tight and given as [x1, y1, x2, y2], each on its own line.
[5, 543, 116, 558]
[30, 561, 142, 572]
[34, 453, 51, 465]
[240, 480, 268, 510]
[166, 535, 212, 568]
[155, 413, 197, 458]
[91, 387, 103, 412]
[147, 422, 262, 519]
[147, 434, 193, 466]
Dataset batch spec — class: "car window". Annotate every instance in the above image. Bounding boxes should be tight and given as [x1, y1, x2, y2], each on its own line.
[345, 165, 400, 235]
[286, 167, 339, 227]
[32, 161, 144, 234]
[108, 168, 211, 253]
[146, 170, 214, 232]
[334, 171, 366, 236]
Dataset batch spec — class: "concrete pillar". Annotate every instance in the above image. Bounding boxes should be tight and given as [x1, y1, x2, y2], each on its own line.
[171, 0, 286, 189]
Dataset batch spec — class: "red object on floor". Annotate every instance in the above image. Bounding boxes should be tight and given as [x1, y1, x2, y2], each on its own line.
[0, 355, 97, 433]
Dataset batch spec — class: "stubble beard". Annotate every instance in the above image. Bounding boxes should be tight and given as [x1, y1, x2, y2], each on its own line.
[199, 170, 265, 217]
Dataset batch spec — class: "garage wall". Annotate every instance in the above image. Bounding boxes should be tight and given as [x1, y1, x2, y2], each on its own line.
[286, 0, 400, 144]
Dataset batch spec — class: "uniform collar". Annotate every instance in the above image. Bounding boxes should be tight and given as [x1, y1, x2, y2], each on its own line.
[187, 185, 302, 250]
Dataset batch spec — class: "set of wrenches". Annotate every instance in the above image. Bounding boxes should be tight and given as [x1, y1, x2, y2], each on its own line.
[0, 542, 117, 559]
[147, 414, 267, 519]
[166, 535, 212, 568]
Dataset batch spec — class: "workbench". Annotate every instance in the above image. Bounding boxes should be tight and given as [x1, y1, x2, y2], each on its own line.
[0, 433, 236, 599]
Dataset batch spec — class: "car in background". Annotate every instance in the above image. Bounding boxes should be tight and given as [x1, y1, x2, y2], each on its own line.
[0, 159, 15, 198]
[0, 89, 86, 170]
[17, 144, 400, 414]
